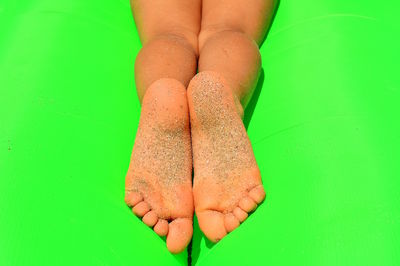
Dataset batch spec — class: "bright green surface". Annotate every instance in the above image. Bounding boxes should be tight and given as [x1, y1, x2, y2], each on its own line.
[193, 1, 400, 265]
[0, 0, 186, 265]
[1, 0, 400, 265]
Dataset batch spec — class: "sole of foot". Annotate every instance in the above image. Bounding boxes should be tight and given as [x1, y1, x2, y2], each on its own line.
[125, 78, 194, 253]
[187, 71, 266, 242]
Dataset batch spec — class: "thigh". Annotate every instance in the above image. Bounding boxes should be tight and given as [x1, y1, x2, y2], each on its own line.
[200, 0, 276, 46]
[130, 0, 201, 51]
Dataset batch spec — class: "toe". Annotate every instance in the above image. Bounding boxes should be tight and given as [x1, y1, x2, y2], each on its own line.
[233, 207, 248, 223]
[249, 185, 266, 204]
[166, 218, 193, 254]
[142, 211, 158, 227]
[239, 196, 257, 213]
[132, 201, 150, 217]
[224, 213, 240, 233]
[125, 192, 143, 207]
[154, 219, 169, 236]
[197, 210, 227, 242]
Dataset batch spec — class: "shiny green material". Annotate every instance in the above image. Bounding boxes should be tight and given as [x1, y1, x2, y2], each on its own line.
[1, 0, 399, 265]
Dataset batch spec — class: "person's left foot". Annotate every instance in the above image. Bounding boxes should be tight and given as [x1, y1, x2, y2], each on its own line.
[125, 78, 194, 253]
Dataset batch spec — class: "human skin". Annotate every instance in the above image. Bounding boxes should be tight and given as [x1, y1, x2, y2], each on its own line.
[125, 0, 276, 253]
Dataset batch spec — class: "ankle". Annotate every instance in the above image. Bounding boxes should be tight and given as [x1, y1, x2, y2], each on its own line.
[142, 78, 189, 130]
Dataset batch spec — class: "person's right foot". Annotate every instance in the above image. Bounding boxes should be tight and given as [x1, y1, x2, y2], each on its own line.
[188, 71, 266, 242]
[125, 79, 193, 253]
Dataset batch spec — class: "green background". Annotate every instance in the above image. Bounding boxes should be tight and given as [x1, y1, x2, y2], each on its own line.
[1, 0, 399, 265]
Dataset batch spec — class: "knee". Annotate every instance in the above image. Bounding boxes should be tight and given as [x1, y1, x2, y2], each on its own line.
[198, 27, 259, 56]
[136, 31, 199, 72]
[198, 28, 261, 74]
[146, 30, 199, 58]
[197, 29, 262, 109]
[135, 32, 198, 95]
[198, 29, 261, 70]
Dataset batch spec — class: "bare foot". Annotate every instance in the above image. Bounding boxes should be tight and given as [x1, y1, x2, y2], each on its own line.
[187, 71, 266, 242]
[125, 78, 193, 253]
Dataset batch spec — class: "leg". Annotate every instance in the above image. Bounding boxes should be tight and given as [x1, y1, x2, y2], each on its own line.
[131, 0, 200, 101]
[125, 0, 201, 253]
[198, 0, 276, 109]
[187, 0, 276, 242]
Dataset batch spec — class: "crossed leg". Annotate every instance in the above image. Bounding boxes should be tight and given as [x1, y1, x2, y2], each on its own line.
[124, 0, 201, 254]
[188, 0, 276, 242]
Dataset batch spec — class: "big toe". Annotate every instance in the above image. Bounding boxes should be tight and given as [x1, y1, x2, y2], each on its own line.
[125, 192, 143, 207]
[249, 185, 266, 204]
[197, 210, 227, 242]
[166, 218, 193, 254]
